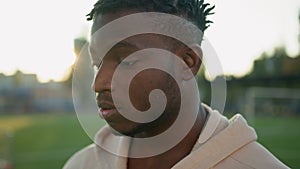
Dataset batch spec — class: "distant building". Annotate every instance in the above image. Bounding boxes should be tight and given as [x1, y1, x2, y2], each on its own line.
[0, 71, 73, 114]
[33, 81, 73, 113]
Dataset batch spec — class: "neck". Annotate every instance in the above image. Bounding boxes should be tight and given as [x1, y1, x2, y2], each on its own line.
[127, 105, 207, 169]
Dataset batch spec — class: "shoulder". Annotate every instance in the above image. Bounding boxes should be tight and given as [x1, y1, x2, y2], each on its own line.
[225, 141, 290, 169]
[63, 144, 99, 169]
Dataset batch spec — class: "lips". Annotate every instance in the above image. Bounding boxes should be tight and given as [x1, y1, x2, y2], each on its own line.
[97, 98, 116, 119]
[99, 108, 115, 118]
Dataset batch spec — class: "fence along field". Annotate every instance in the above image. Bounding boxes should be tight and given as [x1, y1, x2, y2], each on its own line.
[0, 113, 299, 169]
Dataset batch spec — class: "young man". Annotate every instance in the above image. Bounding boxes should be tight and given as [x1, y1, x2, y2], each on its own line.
[64, 0, 289, 168]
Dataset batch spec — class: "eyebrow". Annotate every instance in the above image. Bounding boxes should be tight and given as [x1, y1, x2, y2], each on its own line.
[89, 40, 138, 55]
[89, 40, 139, 65]
[112, 41, 139, 50]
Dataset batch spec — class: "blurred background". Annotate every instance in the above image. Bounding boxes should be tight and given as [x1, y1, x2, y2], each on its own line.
[0, 0, 300, 168]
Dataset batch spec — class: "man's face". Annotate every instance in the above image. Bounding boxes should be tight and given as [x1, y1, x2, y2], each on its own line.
[89, 10, 181, 137]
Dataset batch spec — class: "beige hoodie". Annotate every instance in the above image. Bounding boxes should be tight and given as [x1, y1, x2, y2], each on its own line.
[63, 104, 289, 169]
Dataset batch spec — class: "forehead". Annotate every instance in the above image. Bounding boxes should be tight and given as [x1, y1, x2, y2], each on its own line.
[89, 11, 180, 55]
[90, 9, 202, 53]
[91, 9, 142, 35]
[90, 34, 172, 53]
[88, 9, 201, 64]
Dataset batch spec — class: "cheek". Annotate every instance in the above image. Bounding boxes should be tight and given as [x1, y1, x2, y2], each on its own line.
[128, 70, 174, 112]
[128, 76, 152, 111]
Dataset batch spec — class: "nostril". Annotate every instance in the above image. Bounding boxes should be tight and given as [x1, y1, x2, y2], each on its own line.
[93, 79, 111, 93]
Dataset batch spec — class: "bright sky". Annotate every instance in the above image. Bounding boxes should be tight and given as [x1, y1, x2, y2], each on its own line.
[0, 0, 94, 82]
[0, 0, 299, 82]
[207, 0, 300, 77]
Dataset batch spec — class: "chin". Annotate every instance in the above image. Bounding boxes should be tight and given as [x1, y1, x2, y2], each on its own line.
[108, 122, 142, 137]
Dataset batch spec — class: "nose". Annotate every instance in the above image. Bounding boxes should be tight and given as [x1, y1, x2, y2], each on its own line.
[92, 61, 114, 93]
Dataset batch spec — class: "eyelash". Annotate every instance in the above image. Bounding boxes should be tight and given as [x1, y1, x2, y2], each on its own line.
[120, 60, 138, 67]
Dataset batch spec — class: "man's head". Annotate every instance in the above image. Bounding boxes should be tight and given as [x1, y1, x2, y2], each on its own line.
[87, 0, 214, 36]
[87, 0, 214, 137]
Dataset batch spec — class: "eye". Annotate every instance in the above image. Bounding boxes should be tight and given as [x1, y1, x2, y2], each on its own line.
[120, 60, 138, 67]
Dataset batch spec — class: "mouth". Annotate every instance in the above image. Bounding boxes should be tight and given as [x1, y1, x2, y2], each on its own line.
[99, 107, 116, 118]
[97, 100, 116, 119]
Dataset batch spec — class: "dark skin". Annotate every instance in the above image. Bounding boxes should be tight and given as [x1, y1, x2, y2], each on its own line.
[90, 9, 207, 169]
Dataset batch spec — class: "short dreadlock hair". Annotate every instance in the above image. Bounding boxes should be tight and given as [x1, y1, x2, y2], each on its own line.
[86, 0, 215, 33]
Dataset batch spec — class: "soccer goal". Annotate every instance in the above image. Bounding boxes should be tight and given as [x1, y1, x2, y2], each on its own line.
[244, 87, 300, 123]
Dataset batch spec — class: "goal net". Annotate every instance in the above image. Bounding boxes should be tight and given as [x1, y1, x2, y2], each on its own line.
[244, 87, 300, 123]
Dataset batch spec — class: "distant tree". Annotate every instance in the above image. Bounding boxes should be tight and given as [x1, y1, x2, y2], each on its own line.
[62, 38, 89, 88]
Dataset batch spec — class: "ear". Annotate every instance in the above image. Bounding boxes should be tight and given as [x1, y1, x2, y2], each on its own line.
[176, 44, 202, 80]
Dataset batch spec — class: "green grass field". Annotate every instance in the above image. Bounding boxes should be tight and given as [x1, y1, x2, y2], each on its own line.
[0, 113, 299, 169]
[0, 113, 98, 169]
